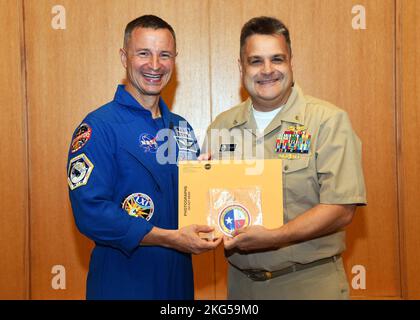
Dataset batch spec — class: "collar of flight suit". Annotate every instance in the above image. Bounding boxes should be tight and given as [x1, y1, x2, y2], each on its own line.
[113, 84, 173, 129]
[227, 84, 307, 136]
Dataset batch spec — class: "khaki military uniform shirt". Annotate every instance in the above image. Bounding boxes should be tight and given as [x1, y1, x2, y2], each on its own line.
[202, 84, 367, 271]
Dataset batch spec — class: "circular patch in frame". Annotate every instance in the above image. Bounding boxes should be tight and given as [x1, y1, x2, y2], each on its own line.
[122, 193, 155, 221]
[71, 123, 92, 153]
[218, 203, 250, 237]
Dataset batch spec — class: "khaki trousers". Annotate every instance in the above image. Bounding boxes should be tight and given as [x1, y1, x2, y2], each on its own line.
[228, 257, 350, 300]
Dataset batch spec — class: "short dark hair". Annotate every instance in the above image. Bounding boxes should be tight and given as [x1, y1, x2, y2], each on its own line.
[124, 15, 176, 49]
[240, 16, 291, 58]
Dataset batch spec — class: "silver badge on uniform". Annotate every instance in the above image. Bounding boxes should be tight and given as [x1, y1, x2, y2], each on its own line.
[219, 144, 236, 152]
[139, 133, 159, 153]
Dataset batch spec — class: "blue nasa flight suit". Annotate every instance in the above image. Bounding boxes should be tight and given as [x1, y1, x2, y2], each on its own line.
[67, 85, 199, 299]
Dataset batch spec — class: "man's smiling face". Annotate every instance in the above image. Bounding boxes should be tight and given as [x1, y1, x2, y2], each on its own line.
[121, 27, 176, 97]
[239, 33, 293, 111]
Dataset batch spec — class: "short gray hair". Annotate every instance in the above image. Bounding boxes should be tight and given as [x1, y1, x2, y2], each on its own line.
[240, 16, 291, 58]
[124, 15, 176, 49]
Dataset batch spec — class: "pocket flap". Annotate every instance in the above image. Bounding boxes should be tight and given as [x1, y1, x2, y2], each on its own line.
[283, 157, 310, 173]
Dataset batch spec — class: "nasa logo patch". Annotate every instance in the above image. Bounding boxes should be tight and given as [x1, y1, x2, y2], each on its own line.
[139, 133, 158, 153]
[122, 192, 155, 221]
[67, 153, 94, 190]
[218, 203, 250, 237]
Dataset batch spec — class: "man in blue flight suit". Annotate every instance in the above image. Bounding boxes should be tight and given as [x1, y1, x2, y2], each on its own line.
[67, 15, 221, 300]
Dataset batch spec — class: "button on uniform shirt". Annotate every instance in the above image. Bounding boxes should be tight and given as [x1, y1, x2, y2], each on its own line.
[202, 84, 367, 271]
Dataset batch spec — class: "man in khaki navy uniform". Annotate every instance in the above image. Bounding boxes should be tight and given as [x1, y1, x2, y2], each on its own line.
[202, 16, 366, 299]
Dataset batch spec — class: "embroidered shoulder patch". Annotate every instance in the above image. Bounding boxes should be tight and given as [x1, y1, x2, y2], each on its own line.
[71, 123, 92, 153]
[67, 153, 94, 190]
[122, 193, 155, 221]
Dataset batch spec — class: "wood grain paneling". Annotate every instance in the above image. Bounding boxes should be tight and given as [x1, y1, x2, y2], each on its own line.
[25, 0, 212, 299]
[209, 0, 399, 299]
[0, 0, 29, 299]
[397, 0, 420, 300]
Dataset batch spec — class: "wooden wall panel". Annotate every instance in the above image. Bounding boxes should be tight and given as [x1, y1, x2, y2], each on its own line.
[0, 0, 29, 299]
[210, 0, 399, 299]
[16, 0, 412, 300]
[25, 0, 212, 299]
[398, 0, 420, 300]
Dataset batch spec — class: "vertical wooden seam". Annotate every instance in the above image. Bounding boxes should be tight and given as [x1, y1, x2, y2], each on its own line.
[207, 0, 214, 124]
[395, 0, 406, 300]
[18, 0, 31, 300]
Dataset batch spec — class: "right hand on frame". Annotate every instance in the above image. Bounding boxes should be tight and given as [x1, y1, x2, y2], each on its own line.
[142, 225, 222, 254]
[172, 224, 222, 254]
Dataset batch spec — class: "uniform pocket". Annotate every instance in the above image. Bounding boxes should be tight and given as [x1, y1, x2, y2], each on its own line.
[282, 156, 310, 173]
[282, 156, 314, 217]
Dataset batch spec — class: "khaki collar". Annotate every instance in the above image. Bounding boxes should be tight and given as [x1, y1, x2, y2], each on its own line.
[224, 99, 252, 130]
[227, 84, 307, 136]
